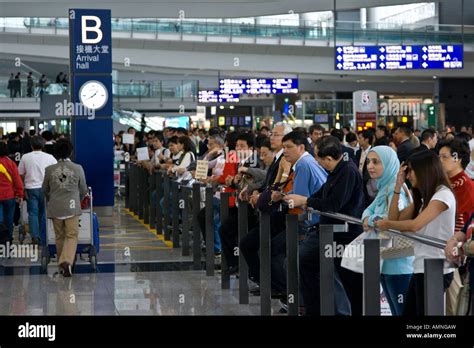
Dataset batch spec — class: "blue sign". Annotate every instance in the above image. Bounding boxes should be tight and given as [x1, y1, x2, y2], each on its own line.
[69, 9, 112, 73]
[198, 90, 240, 103]
[336, 45, 463, 71]
[73, 75, 113, 117]
[219, 78, 298, 94]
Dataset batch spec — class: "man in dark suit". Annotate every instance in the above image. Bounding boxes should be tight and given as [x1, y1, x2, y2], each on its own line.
[331, 129, 357, 164]
[394, 125, 415, 163]
[197, 129, 208, 158]
[237, 123, 292, 285]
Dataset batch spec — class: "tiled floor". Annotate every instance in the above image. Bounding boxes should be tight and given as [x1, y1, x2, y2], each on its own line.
[0, 200, 283, 315]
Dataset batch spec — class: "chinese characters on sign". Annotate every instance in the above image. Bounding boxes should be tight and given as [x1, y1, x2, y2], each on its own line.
[336, 45, 463, 71]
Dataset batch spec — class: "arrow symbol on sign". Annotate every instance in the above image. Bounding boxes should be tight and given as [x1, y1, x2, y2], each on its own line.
[337, 47, 342, 53]
[422, 62, 428, 68]
[337, 63, 343, 69]
[380, 55, 385, 61]
[337, 55, 343, 61]
[422, 54, 428, 60]
[422, 46, 428, 52]
[379, 47, 385, 53]
[380, 62, 385, 69]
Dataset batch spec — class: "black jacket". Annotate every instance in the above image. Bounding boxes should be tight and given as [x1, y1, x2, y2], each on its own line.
[306, 159, 364, 237]
[259, 152, 282, 191]
[397, 138, 415, 163]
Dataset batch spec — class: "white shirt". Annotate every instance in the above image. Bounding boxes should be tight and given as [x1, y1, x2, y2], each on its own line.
[274, 148, 284, 161]
[358, 146, 371, 174]
[413, 185, 456, 274]
[153, 147, 170, 166]
[19, 151, 57, 189]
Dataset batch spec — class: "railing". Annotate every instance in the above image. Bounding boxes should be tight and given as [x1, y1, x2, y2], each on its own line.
[113, 80, 198, 102]
[0, 81, 67, 100]
[1, 17, 473, 45]
[0, 80, 198, 102]
[125, 162, 455, 316]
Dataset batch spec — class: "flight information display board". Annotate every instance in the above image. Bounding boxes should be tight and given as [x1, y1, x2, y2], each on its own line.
[219, 78, 298, 94]
[335, 44, 463, 71]
[198, 90, 240, 103]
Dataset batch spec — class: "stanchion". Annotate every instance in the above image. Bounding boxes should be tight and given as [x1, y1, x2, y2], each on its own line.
[162, 174, 171, 241]
[181, 186, 191, 256]
[238, 200, 249, 304]
[171, 181, 180, 248]
[363, 238, 381, 316]
[424, 258, 445, 315]
[220, 192, 230, 289]
[259, 212, 271, 316]
[319, 224, 335, 316]
[205, 186, 215, 276]
[124, 162, 130, 209]
[286, 214, 299, 316]
[143, 170, 150, 225]
[192, 183, 202, 270]
[155, 171, 163, 234]
[133, 165, 139, 216]
[149, 172, 156, 229]
[128, 165, 136, 213]
[138, 168, 145, 220]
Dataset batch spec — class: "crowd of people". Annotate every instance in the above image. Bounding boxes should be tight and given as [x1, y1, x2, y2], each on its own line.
[6, 71, 68, 98]
[121, 121, 474, 316]
[0, 127, 87, 277]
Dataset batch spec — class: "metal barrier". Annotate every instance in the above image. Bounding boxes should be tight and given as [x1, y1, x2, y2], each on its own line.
[124, 166, 450, 317]
[220, 192, 231, 289]
[192, 182, 202, 270]
[238, 200, 249, 305]
[205, 186, 215, 276]
[259, 212, 271, 315]
[171, 181, 180, 248]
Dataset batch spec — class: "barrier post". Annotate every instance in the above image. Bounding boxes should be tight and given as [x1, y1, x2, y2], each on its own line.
[162, 174, 171, 241]
[205, 186, 215, 276]
[181, 186, 191, 256]
[363, 238, 381, 316]
[238, 200, 249, 304]
[424, 258, 445, 315]
[155, 172, 164, 234]
[286, 214, 299, 316]
[259, 212, 271, 316]
[171, 181, 180, 248]
[220, 192, 231, 289]
[192, 183, 202, 270]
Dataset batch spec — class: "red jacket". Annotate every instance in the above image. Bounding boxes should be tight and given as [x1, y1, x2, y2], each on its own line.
[218, 161, 238, 207]
[451, 170, 474, 232]
[0, 156, 24, 200]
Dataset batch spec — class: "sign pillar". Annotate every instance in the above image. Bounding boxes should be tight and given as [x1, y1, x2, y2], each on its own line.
[69, 9, 114, 210]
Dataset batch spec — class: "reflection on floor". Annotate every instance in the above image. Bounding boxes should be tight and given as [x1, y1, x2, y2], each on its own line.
[0, 201, 282, 315]
[0, 271, 285, 315]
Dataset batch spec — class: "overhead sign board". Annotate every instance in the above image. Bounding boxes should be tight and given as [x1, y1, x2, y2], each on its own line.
[336, 44, 463, 71]
[70, 9, 112, 73]
[198, 90, 240, 103]
[219, 78, 298, 95]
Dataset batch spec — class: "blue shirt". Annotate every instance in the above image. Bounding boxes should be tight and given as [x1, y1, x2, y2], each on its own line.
[289, 152, 327, 225]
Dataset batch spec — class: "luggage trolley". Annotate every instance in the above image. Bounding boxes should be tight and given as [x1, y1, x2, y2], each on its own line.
[41, 187, 99, 273]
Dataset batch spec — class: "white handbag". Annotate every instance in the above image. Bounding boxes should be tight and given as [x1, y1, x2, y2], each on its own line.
[341, 231, 386, 274]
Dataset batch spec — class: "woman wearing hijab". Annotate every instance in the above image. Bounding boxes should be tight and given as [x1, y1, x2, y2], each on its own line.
[361, 146, 414, 316]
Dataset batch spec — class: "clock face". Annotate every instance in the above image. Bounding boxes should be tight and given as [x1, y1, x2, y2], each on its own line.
[79, 80, 108, 110]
